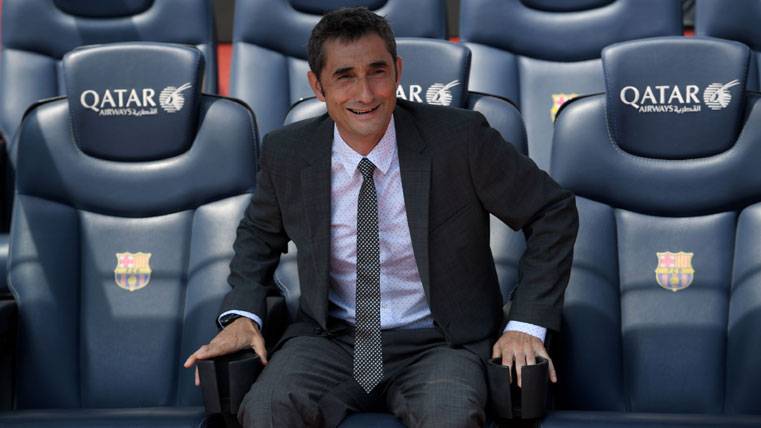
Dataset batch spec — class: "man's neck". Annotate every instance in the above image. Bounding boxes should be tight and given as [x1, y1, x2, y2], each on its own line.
[335, 121, 392, 156]
[343, 139, 380, 156]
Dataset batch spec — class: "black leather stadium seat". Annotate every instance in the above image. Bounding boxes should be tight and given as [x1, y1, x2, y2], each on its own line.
[229, 0, 447, 138]
[0, 42, 257, 428]
[695, 0, 761, 88]
[541, 36, 761, 427]
[0, 0, 218, 147]
[0, 0, 219, 283]
[276, 38, 530, 427]
[459, 0, 683, 170]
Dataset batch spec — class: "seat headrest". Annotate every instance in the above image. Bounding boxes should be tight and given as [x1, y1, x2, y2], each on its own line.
[603, 37, 751, 159]
[520, 0, 613, 12]
[696, 0, 761, 52]
[460, 0, 682, 62]
[64, 43, 203, 161]
[53, 0, 154, 17]
[396, 38, 470, 108]
[288, 0, 386, 14]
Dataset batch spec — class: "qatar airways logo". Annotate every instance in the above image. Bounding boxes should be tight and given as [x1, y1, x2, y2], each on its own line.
[79, 82, 192, 117]
[619, 80, 740, 114]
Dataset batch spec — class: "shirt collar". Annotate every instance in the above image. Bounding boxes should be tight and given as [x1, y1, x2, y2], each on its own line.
[332, 118, 396, 176]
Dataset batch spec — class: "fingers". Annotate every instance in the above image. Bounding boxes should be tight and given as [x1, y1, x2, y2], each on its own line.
[533, 347, 557, 383]
[250, 330, 268, 365]
[514, 352, 526, 388]
[495, 331, 557, 388]
[547, 355, 557, 383]
[183, 344, 209, 368]
[492, 342, 507, 365]
[195, 366, 200, 387]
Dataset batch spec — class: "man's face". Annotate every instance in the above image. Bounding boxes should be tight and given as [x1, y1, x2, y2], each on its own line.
[308, 33, 402, 150]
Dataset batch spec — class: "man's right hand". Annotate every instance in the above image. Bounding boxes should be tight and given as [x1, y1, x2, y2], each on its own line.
[184, 317, 268, 386]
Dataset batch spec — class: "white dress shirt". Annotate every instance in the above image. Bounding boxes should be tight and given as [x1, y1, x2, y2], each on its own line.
[220, 118, 546, 341]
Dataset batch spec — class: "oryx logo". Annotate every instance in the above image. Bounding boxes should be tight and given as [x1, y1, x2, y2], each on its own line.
[159, 83, 192, 113]
[425, 80, 460, 106]
[703, 79, 740, 110]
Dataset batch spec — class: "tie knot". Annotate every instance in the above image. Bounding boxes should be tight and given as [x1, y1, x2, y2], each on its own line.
[358, 158, 376, 179]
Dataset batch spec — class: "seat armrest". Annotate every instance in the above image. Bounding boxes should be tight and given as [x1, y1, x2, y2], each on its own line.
[199, 296, 290, 424]
[0, 297, 17, 410]
[487, 356, 549, 421]
[198, 349, 263, 418]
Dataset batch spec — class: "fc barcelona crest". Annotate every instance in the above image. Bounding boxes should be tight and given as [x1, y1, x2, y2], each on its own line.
[550, 93, 578, 121]
[114, 252, 152, 292]
[655, 251, 694, 292]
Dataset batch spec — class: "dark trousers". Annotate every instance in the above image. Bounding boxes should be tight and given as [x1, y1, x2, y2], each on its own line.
[238, 322, 489, 428]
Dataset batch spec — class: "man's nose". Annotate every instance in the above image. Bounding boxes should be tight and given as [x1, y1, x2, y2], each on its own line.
[355, 77, 374, 103]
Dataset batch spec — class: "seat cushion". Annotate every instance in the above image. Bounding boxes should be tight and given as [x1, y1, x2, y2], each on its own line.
[0, 407, 208, 428]
[541, 411, 761, 428]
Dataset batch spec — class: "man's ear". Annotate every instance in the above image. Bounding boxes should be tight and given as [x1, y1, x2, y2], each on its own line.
[308, 71, 326, 101]
[395, 56, 403, 84]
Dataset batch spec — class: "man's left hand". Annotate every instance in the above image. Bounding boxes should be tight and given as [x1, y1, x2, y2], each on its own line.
[492, 330, 557, 387]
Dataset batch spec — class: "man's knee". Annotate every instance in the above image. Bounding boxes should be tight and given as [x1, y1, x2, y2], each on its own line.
[237, 379, 272, 428]
[402, 381, 486, 428]
[238, 375, 321, 428]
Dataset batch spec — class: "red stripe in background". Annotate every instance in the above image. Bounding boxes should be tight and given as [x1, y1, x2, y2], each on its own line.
[218, 43, 232, 96]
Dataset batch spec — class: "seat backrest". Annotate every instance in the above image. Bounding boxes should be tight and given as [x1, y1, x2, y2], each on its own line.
[550, 36, 761, 415]
[230, 0, 447, 138]
[8, 43, 257, 410]
[460, 0, 682, 170]
[276, 38, 528, 319]
[695, 0, 761, 87]
[0, 0, 218, 144]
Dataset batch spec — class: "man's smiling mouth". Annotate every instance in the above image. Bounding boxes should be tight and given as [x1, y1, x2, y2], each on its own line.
[348, 105, 380, 115]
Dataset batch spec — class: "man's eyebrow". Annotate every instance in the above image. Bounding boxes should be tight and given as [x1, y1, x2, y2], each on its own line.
[333, 66, 353, 77]
[332, 60, 389, 77]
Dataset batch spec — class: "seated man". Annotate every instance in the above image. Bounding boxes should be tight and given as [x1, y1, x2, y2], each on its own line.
[185, 7, 578, 427]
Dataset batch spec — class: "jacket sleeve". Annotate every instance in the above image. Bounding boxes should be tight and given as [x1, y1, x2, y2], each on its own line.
[467, 112, 579, 331]
[218, 133, 290, 327]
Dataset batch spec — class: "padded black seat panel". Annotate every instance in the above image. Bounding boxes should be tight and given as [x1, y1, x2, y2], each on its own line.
[230, 0, 447, 137]
[0, 0, 218, 144]
[0, 407, 207, 428]
[541, 411, 761, 428]
[548, 37, 761, 419]
[7, 43, 257, 417]
[460, 0, 682, 170]
[695, 0, 761, 89]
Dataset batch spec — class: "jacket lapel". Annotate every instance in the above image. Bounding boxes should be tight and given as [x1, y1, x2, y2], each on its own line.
[300, 115, 333, 329]
[394, 106, 432, 300]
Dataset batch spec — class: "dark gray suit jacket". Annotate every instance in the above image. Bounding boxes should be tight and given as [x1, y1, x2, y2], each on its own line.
[220, 99, 578, 347]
